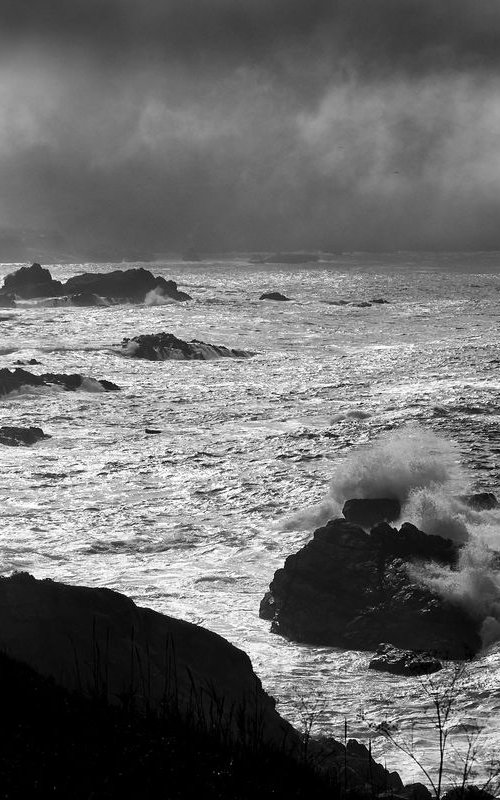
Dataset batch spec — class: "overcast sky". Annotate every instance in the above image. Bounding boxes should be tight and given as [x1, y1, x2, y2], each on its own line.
[2, 0, 500, 255]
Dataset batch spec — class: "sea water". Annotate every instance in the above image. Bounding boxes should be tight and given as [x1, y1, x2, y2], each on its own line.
[1, 252, 499, 787]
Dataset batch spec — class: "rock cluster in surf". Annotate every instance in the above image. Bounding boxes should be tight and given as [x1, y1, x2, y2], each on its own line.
[260, 515, 481, 658]
[121, 332, 253, 360]
[0, 368, 120, 395]
[0, 263, 191, 305]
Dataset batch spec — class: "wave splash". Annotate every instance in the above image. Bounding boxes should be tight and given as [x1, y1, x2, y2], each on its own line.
[287, 427, 500, 646]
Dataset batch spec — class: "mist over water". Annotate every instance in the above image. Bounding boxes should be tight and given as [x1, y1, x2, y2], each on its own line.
[1, 254, 500, 784]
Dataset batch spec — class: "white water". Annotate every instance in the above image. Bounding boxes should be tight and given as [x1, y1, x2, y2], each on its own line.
[1, 253, 500, 789]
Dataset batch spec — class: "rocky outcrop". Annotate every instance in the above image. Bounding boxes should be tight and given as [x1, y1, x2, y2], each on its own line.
[0, 573, 404, 794]
[64, 268, 191, 302]
[342, 498, 401, 528]
[259, 292, 290, 301]
[460, 492, 498, 511]
[0, 264, 191, 303]
[121, 332, 253, 360]
[0, 368, 120, 395]
[0, 426, 50, 446]
[260, 518, 481, 658]
[368, 643, 442, 676]
[0, 573, 288, 744]
[1, 263, 64, 299]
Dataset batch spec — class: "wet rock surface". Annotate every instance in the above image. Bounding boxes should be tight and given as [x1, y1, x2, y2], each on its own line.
[0, 264, 191, 303]
[260, 517, 481, 658]
[342, 498, 401, 528]
[0, 426, 50, 446]
[259, 292, 291, 301]
[368, 643, 443, 676]
[0, 368, 120, 395]
[122, 332, 253, 360]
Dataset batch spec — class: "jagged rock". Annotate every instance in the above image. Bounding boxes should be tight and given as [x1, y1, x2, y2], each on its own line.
[0, 426, 50, 446]
[368, 643, 442, 676]
[1, 263, 64, 299]
[14, 359, 41, 366]
[372, 298, 390, 304]
[460, 492, 498, 511]
[260, 518, 481, 657]
[122, 332, 253, 360]
[342, 498, 401, 528]
[64, 268, 191, 302]
[259, 292, 291, 301]
[0, 368, 120, 395]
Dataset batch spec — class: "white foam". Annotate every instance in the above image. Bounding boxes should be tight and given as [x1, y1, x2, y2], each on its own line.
[144, 288, 176, 306]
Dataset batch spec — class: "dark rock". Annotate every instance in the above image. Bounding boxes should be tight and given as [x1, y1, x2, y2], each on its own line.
[145, 428, 162, 434]
[368, 643, 442, 676]
[442, 788, 497, 800]
[14, 359, 41, 365]
[0, 573, 402, 793]
[353, 301, 372, 307]
[372, 298, 390, 304]
[122, 332, 253, 360]
[0, 368, 120, 395]
[343, 497, 401, 528]
[0, 426, 50, 446]
[327, 299, 350, 305]
[1, 263, 64, 299]
[459, 492, 498, 511]
[259, 292, 291, 301]
[259, 517, 481, 657]
[0, 293, 16, 307]
[64, 268, 191, 303]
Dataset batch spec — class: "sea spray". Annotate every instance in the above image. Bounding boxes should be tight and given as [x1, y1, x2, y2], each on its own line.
[329, 427, 464, 505]
[283, 427, 464, 530]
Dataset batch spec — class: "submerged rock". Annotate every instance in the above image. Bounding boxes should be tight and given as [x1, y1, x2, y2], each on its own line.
[64, 268, 191, 303]
[368, 643, 443, 676]
[0, 293, 16, 307]
[259, 292, 290, 301]
[1, 263, 64, 299]
[260, 518, 481, 657]
[0, 368, 120, 395]
[122, 332, 253, 360]
[342, 497, 401, 528]
[0, 426, 50, 446]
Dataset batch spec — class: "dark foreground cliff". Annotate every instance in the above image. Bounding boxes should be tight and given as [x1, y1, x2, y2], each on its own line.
[0, 573, 409, 800]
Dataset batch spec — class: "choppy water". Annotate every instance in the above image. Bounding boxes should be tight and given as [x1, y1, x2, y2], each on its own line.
[1, 253, 500, 788]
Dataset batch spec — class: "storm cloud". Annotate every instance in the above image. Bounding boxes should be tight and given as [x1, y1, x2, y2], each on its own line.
[2, 0, 500, 256]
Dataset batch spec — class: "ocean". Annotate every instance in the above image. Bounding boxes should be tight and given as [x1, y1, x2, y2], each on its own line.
[1, 252, 500, 788]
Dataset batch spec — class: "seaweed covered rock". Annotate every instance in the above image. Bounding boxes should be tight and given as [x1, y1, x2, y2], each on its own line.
[64, 268, 191, 303]
[0, 426, 50, 446]
[122, 332, 253, 360]
[459, 492, 498, 511]
[260, 518, 481, 658]
[368, 643, 442, 676]
[0, 368, 120, 395]
[1, 263, 64, 299]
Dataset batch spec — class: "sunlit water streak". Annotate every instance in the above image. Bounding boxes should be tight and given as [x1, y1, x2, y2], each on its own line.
[1, 253, 500, 785]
